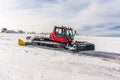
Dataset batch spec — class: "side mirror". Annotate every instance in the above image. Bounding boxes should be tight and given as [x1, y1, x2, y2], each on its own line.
[73, 30, 76, 36]
[75, 30, 76, 34]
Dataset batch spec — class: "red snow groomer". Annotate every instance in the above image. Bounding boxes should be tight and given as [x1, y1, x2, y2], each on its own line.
[19, 26, 95, 52]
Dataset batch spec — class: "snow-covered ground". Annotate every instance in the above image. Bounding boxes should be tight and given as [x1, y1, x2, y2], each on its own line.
[76, 36, 120, 53]
[0, 33, 120, 80]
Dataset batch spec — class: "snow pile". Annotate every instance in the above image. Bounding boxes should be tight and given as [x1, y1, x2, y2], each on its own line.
[0, 34, 120, 80]
[6, 30, 17, 33]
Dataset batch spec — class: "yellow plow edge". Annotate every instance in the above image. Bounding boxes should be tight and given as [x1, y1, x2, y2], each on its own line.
[18, 39, 26, 46]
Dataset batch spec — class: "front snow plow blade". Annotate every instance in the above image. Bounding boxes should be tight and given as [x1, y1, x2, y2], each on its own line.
[18, 39, 26, 46]
[18, 38, 32, 46]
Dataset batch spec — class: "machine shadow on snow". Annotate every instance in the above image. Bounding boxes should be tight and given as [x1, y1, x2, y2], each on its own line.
[78, 51, 120, 60]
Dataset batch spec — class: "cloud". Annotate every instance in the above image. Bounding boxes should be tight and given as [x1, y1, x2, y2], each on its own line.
[71, 0, 120, 36]
[0, 0, 120, 37]
[0, 0, 91, 32]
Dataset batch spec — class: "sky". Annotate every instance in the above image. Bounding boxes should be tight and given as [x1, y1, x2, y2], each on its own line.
[0, 0, 120, 37]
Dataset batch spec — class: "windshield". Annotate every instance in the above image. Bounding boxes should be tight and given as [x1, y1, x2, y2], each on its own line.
[66, 30, 73, 36]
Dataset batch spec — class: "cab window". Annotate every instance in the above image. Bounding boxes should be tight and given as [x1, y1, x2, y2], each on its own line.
[56, 28, 62, 35]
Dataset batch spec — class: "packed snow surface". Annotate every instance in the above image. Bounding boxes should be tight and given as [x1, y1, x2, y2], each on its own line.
[0, 34, 120, 80]
[75, 36, 120, 53]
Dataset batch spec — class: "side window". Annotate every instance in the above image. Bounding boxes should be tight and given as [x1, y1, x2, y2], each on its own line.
[56, 28, 59, 34]
[56, 28, 62, 35]
[59, 29, 62, 34]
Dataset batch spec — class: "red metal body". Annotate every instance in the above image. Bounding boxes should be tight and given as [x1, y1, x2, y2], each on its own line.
[49, 26, 73, 43]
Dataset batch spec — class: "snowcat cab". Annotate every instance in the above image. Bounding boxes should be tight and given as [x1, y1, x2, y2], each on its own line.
[49, 26, 75, 43]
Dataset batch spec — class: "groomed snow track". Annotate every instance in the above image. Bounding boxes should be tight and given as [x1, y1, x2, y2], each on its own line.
[78, 51, 120, 60]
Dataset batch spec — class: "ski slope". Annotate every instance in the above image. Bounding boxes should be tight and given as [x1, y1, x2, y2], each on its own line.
[76, 36, 120, 53]
[0, 34, 120, 80]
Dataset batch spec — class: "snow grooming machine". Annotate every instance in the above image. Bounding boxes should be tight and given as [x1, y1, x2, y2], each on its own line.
[18, 26, 95, 52]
